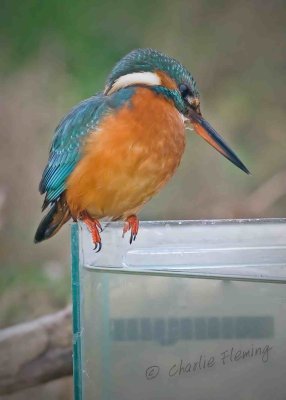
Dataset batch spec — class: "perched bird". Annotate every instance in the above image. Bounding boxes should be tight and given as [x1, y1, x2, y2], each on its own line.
[35, 48, 249, 251]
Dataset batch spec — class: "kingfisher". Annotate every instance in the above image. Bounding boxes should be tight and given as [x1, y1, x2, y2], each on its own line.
[35, 48, 249, 251]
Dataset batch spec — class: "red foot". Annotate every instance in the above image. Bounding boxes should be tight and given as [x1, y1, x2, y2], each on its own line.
[122, 215, 139, 244]
[80, 211, 102, 252]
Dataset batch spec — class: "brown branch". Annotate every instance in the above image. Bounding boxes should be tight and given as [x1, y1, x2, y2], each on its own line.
[0, 305, 72, 395]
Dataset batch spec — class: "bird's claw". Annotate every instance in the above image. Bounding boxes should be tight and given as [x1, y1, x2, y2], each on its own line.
[93, 241, 102, 252]
[129, 232, 137, 244]
[80, 211, 102, 251]
[95, 220, 103, 232]
[122, 215, 139, 245]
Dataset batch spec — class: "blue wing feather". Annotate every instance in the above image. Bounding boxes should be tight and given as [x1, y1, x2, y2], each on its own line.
[39, 86, 136, 208]
[40, 93, 108, 206]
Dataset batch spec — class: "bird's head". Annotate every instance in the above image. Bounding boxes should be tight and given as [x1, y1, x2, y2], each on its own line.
[104, 48, 249, 174]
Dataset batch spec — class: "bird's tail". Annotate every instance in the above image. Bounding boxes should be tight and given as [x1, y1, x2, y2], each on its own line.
[34, 199, 71, 243]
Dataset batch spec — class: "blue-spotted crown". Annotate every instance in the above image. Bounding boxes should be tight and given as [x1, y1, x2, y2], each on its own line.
[106, 48, 199, 98]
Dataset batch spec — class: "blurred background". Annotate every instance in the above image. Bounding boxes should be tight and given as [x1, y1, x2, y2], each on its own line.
[0, 0, 285, 398]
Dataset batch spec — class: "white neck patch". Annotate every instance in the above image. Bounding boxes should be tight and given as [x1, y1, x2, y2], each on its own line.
[106, 72, 161, 95]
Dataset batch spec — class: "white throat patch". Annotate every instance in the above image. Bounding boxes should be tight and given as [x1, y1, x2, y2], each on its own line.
[106, 72, 161, 95]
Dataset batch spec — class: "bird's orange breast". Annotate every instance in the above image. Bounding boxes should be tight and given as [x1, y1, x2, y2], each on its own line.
[66, 87, 186, 219]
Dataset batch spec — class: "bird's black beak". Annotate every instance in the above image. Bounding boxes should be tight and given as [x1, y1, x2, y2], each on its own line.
[187, 108, 250, 174]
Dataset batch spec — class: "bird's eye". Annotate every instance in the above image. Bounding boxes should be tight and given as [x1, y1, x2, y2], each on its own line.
[179, 83, 191, 99]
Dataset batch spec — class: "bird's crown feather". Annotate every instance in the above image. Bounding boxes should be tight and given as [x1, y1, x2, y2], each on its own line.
[105, 48, 199, 97]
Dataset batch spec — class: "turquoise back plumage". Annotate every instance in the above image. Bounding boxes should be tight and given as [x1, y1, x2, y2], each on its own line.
[40, 94, 105, 207]
[40, 88, 136, 208]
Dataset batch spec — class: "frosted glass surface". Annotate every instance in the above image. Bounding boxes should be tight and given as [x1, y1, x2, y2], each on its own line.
[80, 219, 286, 282]
[73, 219, 286, 400]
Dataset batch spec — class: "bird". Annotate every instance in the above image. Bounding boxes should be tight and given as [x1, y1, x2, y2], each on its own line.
[35, 48, 249, 251]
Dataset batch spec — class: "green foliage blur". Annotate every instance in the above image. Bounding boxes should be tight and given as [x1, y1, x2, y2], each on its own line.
[0, 0, 285, 330]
